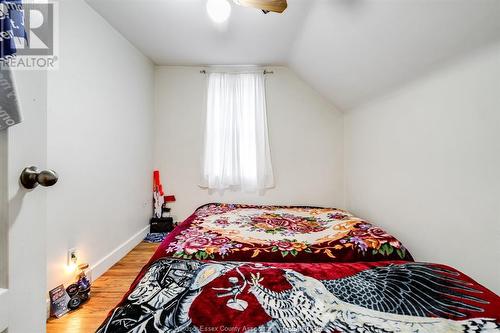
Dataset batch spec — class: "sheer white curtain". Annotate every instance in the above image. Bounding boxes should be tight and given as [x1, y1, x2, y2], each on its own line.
[201, 71, 274, 191]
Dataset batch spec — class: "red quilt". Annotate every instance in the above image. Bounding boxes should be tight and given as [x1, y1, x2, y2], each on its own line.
[158, 203, 414, 263]
[97, 259, 500, 333]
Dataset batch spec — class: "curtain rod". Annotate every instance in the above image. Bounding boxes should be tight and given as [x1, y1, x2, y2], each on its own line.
[200, 69, 274, 75]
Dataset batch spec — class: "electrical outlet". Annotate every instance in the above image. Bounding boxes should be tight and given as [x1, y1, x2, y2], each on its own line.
[67, 248, 78, 266]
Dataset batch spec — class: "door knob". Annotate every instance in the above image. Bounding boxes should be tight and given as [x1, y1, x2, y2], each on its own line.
[20, 166, 59, 189]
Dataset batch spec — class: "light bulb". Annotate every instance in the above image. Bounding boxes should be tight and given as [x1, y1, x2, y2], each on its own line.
[65, 263, 77, 274]
[206, 0, 231, 24]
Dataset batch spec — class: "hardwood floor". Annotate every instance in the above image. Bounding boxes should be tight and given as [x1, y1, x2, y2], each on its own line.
[46, 242, 159, 333]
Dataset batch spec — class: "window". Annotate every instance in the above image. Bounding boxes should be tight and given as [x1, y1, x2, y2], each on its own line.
[201, 71, 274, 191]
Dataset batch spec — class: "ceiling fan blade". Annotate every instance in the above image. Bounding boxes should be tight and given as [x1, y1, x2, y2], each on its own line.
[233, 0, 288, 13]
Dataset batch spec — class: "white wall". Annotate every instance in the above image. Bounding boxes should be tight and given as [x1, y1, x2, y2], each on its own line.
[46, 0, 154, 291]
[154, 66, 344, 221]
[344, 44, 500, 293]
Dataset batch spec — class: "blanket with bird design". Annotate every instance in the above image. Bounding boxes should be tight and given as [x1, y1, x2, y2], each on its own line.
[97, 259, 499, 333]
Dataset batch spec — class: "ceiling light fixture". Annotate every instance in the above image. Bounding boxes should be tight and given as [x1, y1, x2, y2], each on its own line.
[206, 0, 231, 24]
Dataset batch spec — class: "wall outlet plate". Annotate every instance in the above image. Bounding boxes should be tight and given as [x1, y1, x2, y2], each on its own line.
[67, 248, 78, 266]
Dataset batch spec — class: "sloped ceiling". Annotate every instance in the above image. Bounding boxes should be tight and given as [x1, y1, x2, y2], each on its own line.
[289, 0, 500, 109]
[86, 0, 500, 110]
[85, 0, 312, 65]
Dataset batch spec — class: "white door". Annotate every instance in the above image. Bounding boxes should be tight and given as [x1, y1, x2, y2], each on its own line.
[0, 68, 48, 333]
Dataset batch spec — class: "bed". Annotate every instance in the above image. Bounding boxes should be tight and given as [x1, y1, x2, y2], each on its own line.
[157, 203, 413, 263]
[97, 204, 500, 333]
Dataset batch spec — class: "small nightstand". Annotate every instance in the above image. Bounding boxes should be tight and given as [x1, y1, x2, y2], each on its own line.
[150, 217, 174, 233]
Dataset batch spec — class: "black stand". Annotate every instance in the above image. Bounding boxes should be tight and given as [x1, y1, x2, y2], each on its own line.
[150, 217, 174, 233]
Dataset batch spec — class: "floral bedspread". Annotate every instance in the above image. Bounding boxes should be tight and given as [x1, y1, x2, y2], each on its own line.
[97, 258, 500, 333]
[158, 203, 413, 263]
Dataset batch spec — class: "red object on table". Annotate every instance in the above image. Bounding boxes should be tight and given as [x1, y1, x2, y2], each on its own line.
[153, 170, 175, 203]
[153, 171, 165, 195]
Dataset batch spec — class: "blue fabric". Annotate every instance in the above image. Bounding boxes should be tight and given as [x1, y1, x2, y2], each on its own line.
[144, 233, 169, 243]
[1, 0, 26, 59]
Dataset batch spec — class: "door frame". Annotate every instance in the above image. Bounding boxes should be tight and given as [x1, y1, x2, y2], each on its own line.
[0, 130, 8, 332]
[0, 68, 48, 333]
